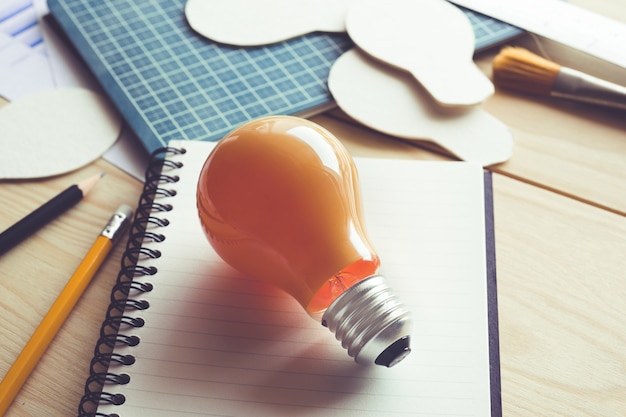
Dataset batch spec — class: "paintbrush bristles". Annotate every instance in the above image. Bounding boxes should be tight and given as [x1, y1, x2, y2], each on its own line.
[492, 47, 561, 96]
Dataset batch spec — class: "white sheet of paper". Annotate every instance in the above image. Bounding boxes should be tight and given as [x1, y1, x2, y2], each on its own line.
[0, 87, 122, 179]
[0, 32, 54, 101]
[328, 48, 512, 166]
[0, 0, 44, 51]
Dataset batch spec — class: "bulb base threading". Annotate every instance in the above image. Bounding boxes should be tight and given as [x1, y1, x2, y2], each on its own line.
[321, 275, 412, 367]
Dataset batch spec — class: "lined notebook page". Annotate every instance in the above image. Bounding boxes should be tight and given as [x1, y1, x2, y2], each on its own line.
[99, 139, 495, 416]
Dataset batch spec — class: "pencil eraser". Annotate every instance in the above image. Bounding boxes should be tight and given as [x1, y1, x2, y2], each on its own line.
[116, 204, 134, 220]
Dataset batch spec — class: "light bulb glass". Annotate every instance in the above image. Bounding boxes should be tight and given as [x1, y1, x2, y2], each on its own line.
[197, 116, 411, 367]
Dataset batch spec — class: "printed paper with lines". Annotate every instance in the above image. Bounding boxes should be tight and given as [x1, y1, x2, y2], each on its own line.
[95, 140, 500, 416]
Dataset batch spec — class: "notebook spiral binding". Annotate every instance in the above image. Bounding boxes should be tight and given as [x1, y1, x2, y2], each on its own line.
[78, 146, 187, 417]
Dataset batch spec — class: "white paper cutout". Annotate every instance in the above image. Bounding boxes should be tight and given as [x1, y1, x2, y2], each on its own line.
[328, 49, 513, 166]
[185, 0, 357, 46]
[346, 0, 494, 107]
[0, 88, 122, 179]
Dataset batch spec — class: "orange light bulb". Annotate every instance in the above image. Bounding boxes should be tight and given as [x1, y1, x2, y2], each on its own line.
[197, 116, 411, 367]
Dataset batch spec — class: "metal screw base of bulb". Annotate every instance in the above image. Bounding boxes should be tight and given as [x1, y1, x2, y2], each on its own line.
[321, 275, 412, 367]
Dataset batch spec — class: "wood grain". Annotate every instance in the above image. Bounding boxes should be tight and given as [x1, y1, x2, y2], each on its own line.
[1, 0, 625, 415]
[0, 160, 143, 417]
[493, 175, 626, 417]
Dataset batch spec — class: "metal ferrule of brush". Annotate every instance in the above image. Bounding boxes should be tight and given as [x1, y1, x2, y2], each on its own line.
[321, 274, 412, 368]
[553, 67, 626, 110]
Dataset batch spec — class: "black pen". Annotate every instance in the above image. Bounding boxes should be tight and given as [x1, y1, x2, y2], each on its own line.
[0, 173, 104, 255]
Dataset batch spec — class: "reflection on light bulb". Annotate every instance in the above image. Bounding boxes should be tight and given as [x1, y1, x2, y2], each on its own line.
[196, 116, 411, 367]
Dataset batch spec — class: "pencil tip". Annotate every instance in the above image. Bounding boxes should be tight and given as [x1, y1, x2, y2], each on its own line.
[78, 173, 105, 195]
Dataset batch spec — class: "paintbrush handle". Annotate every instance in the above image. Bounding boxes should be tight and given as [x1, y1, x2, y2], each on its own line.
[553, 67, 626, 110]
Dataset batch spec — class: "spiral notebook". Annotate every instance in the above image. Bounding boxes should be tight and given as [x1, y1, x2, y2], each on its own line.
[79, 140, 501, 417]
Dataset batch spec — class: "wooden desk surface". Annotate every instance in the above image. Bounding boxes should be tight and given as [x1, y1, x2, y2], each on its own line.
[1, 2, 625, 416]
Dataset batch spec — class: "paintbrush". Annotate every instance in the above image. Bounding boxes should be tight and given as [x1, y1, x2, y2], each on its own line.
[492, 46, 626, 110]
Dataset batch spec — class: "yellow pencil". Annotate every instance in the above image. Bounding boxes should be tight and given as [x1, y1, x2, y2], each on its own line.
[0, 205, 133, 415]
